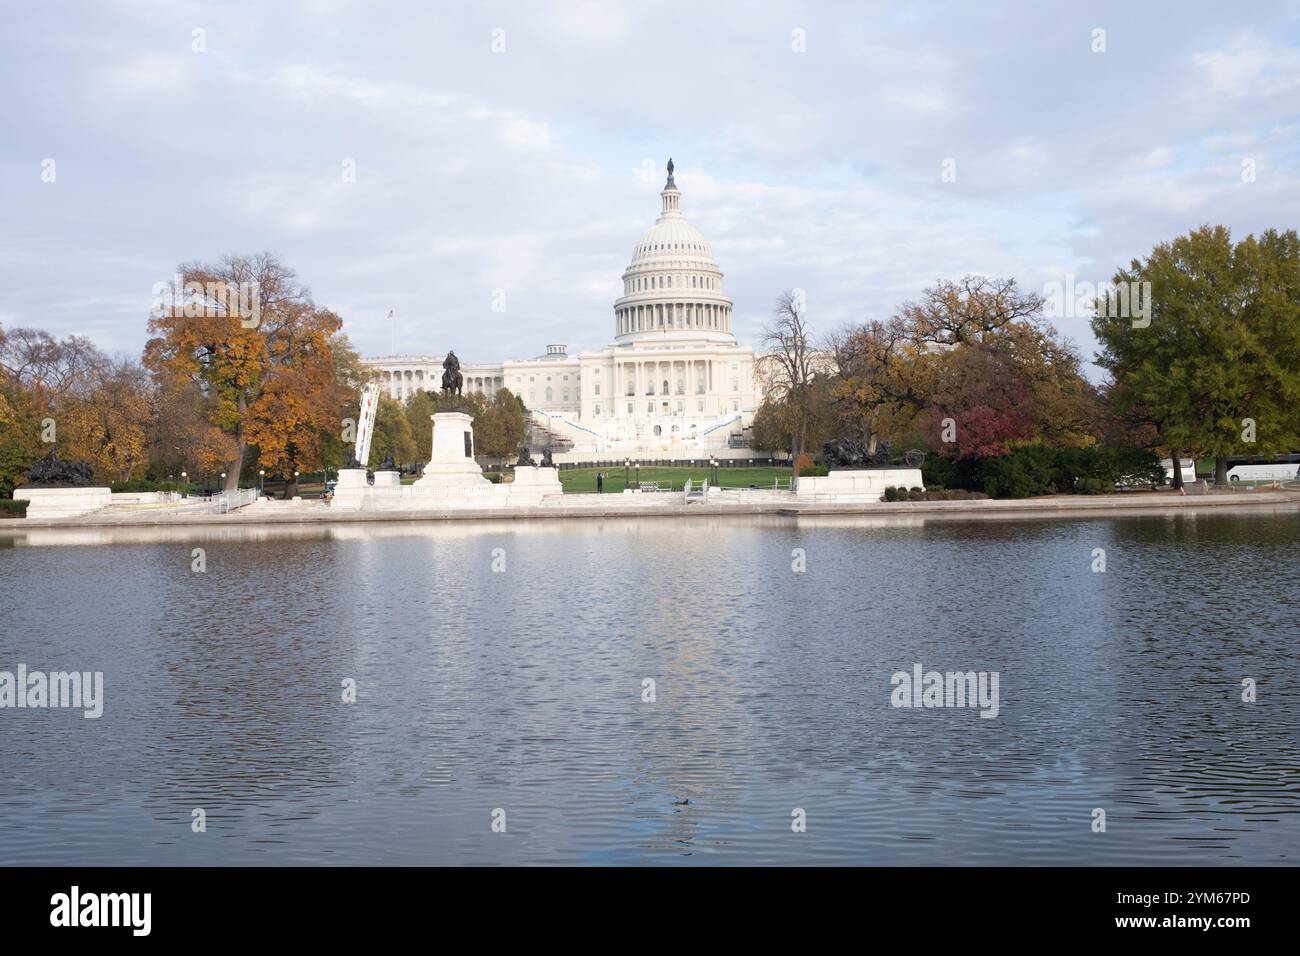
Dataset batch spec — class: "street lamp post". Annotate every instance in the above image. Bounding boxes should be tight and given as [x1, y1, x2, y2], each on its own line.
[220, 472, 226, 496]
[623, 459, 630, 492]
[180, 471, 187, 498]
[259, 469, 265, 497]
[634, 460, 640, 489]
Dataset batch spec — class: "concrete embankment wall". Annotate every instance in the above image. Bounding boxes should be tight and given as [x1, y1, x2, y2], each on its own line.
[4, 490, 1298, 532]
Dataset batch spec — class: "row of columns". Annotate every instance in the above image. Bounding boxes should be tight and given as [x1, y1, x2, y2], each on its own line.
[613, 358, 714, 414]
[616, 301, 730, 336]
[382, 369, 502, 399]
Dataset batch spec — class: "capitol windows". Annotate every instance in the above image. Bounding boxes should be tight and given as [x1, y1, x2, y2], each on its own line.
[661, 379, 669, 394]
[562, 388, 570, 401]
[646, 402, 654, 414]
[593, 383, 600, 396]
[594, 405, 601, 416]
[653, 425, 662, 436]
[627, 402, 633, 414]
[676, 401, 683, 413]
[545, 387, 553, 401]
[697, 400, 704, 412]
[731, 378, 739, 392]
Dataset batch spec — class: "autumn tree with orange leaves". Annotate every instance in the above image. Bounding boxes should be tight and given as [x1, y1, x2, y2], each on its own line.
[144, 253, 352, 496]
[60, 359, 154, 482]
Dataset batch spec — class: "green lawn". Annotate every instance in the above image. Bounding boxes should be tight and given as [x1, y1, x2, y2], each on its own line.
[262, 467, 790, 497]
[556, 465, 791, 494]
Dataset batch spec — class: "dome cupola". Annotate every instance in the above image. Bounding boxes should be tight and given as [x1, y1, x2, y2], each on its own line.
[613, 159, 735, 345]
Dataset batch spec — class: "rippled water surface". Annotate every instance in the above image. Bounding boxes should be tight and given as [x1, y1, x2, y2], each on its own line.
[2, 508, 1299, 865]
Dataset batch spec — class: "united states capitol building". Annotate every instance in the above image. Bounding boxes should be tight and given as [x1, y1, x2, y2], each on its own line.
[363, 162, 761, 460]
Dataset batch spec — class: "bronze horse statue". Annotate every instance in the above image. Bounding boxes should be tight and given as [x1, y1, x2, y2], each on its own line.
[441, 350, 463, 397]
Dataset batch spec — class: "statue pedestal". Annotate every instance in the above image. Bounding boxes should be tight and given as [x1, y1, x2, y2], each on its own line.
[369, 469, 403, 505]
[506, 466, 563, 503]
[330, 468, 370, 510]
[414, 412, 490, 487]
[14, 486, 112, 520]
[794, 468, 924, 502]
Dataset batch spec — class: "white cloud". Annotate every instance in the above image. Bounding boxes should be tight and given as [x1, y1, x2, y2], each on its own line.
[0, 0, 1297, 374]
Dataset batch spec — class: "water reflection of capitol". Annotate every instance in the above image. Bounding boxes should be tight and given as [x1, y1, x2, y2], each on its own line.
[364, 162, 760, 460]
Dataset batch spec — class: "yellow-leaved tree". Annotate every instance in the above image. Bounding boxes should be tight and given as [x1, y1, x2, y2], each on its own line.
[144, 253, 349, 496]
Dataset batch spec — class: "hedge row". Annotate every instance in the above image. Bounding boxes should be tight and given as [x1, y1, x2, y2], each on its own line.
[883, 486, 990, 502]
[922, 446, 1165, 499]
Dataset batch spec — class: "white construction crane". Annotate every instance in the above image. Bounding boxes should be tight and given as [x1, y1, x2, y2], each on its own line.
[353, 381, 381, 468]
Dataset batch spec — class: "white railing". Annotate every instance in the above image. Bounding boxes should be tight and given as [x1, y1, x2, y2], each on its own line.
[206, 487, 259, 514]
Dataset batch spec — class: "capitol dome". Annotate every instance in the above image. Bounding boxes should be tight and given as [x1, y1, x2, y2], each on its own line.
[630, 217, 713, 265]
[613, 159, 735, 344]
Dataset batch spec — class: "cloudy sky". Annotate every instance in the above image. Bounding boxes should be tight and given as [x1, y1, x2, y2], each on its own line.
[2, 0, 1298, 376]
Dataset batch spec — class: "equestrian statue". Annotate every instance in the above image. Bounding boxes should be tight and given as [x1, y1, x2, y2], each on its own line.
[441, 350, 463, 397]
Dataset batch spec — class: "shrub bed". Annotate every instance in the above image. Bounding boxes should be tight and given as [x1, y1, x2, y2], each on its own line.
[881, 486, 990, 502]
[0, 499, 28, 517]
[109, 479, 169, 493]
[924, 446, 1164, 499]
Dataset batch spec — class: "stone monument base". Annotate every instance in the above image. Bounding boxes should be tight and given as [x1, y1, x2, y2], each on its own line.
[328, 413, 566, 511]
[413, 411, 490, 488]
[14, 486, 113, 519]
[508, 465, 563, 494]
[794, 468, 924, 502]
[329, 468, 370, 510]
[412, 461, 490, 487]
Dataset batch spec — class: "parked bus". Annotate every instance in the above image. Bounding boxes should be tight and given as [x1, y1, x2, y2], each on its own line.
[1160, 459, 1197, 486]
[1225, 454, 1300, 483]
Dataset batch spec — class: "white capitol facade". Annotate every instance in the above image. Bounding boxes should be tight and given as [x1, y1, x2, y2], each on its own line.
[363, 162, 761, 460]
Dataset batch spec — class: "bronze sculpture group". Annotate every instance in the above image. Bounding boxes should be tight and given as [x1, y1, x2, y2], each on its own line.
[821, 439, 925, 470]
[25, 449, 94, 487]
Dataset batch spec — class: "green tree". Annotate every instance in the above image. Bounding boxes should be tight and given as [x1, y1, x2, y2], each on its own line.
[0, 378, 44, 496]
[473, 388, 528, 458]
[1094, 226, 1300, 486]
[368, 395, 417, 469]
[403, 390, 438, 461]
